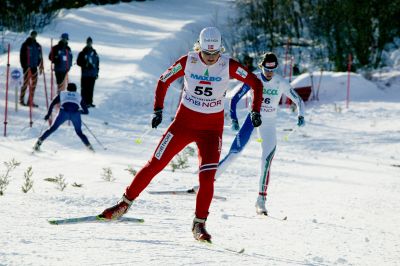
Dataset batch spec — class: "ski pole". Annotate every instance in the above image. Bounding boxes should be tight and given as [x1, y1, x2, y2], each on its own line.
[283, 126, 298, 141]
[37, 119, 47, 138]
[41, 50, 51, 125]
[4, 43, 10, 137]
[135, 127, 152, 144]
[256, 129, 263, 143]
[82, 121, 107, 150]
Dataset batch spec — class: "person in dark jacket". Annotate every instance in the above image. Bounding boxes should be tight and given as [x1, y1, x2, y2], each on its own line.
[33, 83, 93, 152]
[19, 30, 44, 107]
[77, 37, 100, 108]
[49, 33, 73, 92]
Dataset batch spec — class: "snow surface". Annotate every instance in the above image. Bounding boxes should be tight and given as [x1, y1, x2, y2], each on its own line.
[0, 0, 400, 265]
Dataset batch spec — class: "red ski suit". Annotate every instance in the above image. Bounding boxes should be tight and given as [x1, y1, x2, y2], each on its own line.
[125, 52, 263, 219]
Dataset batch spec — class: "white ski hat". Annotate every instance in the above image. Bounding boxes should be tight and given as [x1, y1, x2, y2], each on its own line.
[199, 27, 222, 52]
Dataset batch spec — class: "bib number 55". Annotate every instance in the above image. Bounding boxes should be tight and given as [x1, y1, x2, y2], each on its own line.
[194, 86, 213, 96]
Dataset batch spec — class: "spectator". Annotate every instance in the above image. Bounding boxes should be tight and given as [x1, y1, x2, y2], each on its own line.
[77, 37, 100, 108]
[19, 30, 44, 107]
[49, 33, 73, 92]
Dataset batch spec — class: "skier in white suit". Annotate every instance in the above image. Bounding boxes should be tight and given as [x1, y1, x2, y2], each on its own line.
[216, 52, 306, 215]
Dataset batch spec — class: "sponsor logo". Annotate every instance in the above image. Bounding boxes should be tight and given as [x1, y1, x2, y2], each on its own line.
[160, 63, 182, 83]
[190, 56, 198, 64]
[204, 38, 219, 43]
[263, 88, 278, 95]
[154, 132, 174, 160]
[190, 73, 222, 82]
[235, 67, 248, 78]
[184, 94, 222, 108]
[261, 107, 276, 112]
[265, 62, 276, 68]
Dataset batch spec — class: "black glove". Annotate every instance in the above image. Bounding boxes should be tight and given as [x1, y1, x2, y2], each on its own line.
[152, 109, 163, 128]
[250, 111, 262, 127]
[44, 114, 50, 121]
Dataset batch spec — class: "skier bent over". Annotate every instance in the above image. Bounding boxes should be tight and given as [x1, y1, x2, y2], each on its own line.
[33, 83, 94, 152]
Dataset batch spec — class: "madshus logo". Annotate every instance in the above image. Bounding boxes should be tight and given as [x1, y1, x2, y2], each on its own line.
[190, 73, 222, 82]
[204, 38, 219, 43]
[155, 132, 174, 160]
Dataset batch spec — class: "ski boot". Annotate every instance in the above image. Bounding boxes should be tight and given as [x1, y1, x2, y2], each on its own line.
[86, 144, 95, 152]
[33, 139, 42, 151]
[255, 196, 268, 215]
[192, 217, 211, 242]
[100, 194, 132, 220]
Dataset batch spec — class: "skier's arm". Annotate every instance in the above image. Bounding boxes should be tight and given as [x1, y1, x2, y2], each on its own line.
[153, 55, 187, 111]
[229, 59, 263, 114]
[46, 95, 60, 117]
[285, 86, 305, 118]
[230, 83, 251, 121]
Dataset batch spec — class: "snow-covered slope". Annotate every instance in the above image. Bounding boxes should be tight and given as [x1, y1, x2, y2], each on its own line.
[0, 1, 399, 265]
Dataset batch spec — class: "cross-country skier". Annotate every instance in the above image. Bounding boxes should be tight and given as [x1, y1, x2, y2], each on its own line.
[33, 83, 94, 152]
[215, 52, 305, 215]
[100, 27, 263, 242]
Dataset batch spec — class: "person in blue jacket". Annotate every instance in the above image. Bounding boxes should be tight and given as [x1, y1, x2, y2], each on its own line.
[33, 83, 93, 152]
[49, 33, 73, 92]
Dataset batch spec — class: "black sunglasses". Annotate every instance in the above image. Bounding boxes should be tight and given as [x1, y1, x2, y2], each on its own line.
[202, 50, 220, 56]
[262, 66, 276, 73]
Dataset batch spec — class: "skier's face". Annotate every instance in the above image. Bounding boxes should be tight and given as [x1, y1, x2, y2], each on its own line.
[262, 66, 275, 80]
[201, 50, 220, 65]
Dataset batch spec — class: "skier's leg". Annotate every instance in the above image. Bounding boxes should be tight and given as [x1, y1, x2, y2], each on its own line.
[215, 114, 254, 178]
[195, 129, 223, 219]
[39, 110, 68, 141]
[124, 122, 193, 200]
[256, 121, 277, 214]
[70, 113, 90, 146]
[191, 129, 222, 241]
[258, 121, 276, 199]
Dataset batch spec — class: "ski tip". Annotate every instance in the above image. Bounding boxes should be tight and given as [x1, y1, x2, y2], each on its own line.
[238, 248, 245, 254]
[282, 216, 288, 221]
[48, 220, 58, 225]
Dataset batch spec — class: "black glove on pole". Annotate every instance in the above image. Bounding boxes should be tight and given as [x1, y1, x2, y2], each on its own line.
[152, 109, 163, 128]
[250, 111, 262, 127]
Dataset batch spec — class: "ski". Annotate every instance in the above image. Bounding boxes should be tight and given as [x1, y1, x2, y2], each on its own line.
[48, 215, 144, 225]
[148, 188, 227, 201]
[198, 239, 245, 254]
[258, 212, 287, 221]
